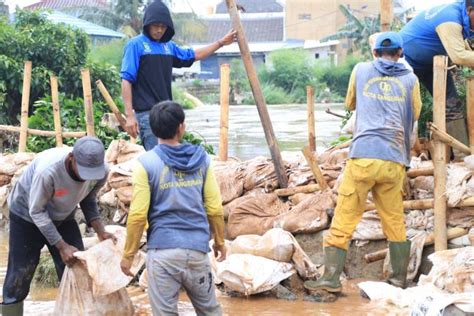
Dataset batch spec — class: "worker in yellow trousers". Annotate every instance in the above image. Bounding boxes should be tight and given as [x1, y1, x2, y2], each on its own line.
[304, 32, 422, 294]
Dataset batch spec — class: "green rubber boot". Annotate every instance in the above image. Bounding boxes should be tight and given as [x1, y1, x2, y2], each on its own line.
[304, 247, 347, 293]
[1, 301, 24, 316]
[447, 119, 469, 146]
[387, 240, 411, 289]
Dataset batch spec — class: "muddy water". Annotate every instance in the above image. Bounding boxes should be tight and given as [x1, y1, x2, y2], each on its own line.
[0, 229, 392, 315]
[185, 103, 345, 160]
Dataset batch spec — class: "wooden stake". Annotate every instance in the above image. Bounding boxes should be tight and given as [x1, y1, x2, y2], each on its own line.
[380, 0, 393, 32]
[364, 227, 467, 263]
[302, 146, 329, 190]
[432, 55, 448, 251]
[467, 77, 474, 154]
[81, 68, 95, 137]
[430, 122, 470, 155]
[226, 0, 288, 188]
[275, 184, 320, 197]
[219, 64, 230, 161]
[18, 61, 32, 152]
[0, 124, 85, 138]
[95, 80, 136, 143]
[50, 76, 63, 147]
[307, 86, 316, 152]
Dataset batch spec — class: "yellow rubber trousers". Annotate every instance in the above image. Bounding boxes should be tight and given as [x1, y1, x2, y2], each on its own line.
[324, 158, 407, 250]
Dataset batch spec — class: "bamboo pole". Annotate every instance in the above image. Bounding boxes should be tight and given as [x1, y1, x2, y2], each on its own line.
[275, 184, 320, 197]
[365, 198, 434, 211]
[219, 64, 230, 161]
[406, 167, 434, 178]
[432, 55, 448, 251]
[429, 123, 470, 155]
[81, 68, 95, 136]
[225, 0, 288, 188]
[50, 76, 63, 147]
[95, 80, 136, 143]
[467, 77, 474, 154]
[307, 86, 316, 152]
[18, 61, 32, 152]
[380, 0, 393, 32]
[302, 146, 329, 190]
[364, 227, 467, 263]
[0, 125, 85, 138]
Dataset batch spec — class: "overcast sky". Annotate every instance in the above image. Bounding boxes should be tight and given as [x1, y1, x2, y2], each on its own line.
[3, 0, 458, 14]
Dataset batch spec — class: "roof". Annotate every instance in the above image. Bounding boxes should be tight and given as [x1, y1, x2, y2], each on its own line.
[25, 0, 107, 10]
[190, 16, 284, 43]
[215, 0, 283, 14]
[43, 11, 125, 39]
[191, 39, 340, 54]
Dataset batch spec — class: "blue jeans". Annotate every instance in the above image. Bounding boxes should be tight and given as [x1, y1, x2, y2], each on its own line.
[135, 111, 158, 151]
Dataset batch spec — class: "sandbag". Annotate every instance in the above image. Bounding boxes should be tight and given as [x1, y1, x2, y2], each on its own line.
[0, 152, 35, 175]
[0, 185, 9, 220]
[213, 161, 245, 204]
[53, 264, 134, 316]
[217, 254, 295, 295]
[243, 157, 280, 192]
[227, 193, 290, 239]
[116, 186, 132, 205]
[106, 139, 144, 165]
[353, 211, 385, 241]
[273, 190, 333, 234]
[446, 164, 472, 207]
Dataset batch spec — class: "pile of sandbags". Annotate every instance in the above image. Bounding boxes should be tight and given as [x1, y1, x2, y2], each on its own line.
[0, 152, 35, 221]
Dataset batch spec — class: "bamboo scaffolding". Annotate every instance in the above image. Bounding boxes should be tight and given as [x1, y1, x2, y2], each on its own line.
[467, 77, 474, 154]
[50, 76, 63, 147]
[219, 64, 230, 161]
[364, 227, 467, 263]
[18, 61, 32, 152]
[380, 0, 393, 32]
[406, 167, 433, 178]
[432, 55, 448, 251]
[81, 68, 95, 137]
[226, 0, 288, 188]
[0, 125, 85, 138]
[429, 123, 470, 155]
[302, 146, 329, 190]
[307, 86, 316, 152]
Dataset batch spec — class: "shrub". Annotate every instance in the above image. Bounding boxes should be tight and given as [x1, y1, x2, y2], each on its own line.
[89, 39, 126, 69]
[316, 55, 363, 97]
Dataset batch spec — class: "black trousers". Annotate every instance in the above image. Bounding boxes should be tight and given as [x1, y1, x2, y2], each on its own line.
[414, 67, 464, 121]
[1, 212, 84, 305]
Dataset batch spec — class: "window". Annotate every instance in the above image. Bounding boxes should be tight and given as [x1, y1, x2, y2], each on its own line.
[314, 53, 320, 59]
[298, 13, 311, 20]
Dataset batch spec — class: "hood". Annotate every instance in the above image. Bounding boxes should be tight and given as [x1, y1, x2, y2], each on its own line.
[143, 1, 175, 42]
[154, 143, 207, 172]
[372, 58, 411, 77]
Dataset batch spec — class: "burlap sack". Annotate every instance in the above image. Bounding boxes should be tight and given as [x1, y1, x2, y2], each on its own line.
[0, 152, 35, 175]
[213, 161, 245, 204]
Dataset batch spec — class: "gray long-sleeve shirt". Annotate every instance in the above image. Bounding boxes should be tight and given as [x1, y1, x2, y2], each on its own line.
[7, 147, 108, 245]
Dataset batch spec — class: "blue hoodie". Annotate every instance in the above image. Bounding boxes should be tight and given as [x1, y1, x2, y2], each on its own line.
[137, 143, 211, 253]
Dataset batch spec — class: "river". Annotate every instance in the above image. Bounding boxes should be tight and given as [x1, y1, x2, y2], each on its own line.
[185, 103, 346, 160]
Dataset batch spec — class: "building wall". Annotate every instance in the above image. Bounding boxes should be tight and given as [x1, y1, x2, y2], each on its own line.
[285, 0, 381, 41]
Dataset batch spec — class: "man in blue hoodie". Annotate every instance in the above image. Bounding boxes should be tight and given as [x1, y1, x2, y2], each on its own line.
[121, 1, 236, 150]
[120, 101, 226, 315]
[303, 33, 422, 296]
[399, 0, 474, 145]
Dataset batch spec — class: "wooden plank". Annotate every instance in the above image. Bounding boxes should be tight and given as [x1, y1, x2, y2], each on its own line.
[380, 0, 393, 32]
[432, 55, 448, 251]
[429, 123, 470, 155]
[225, 0, 288, 188]
[467, 77, 474, 154]
[364, 227, 467, 263]
[50, 76, 63, 147]
[219, 64, 230, 161]
[0, 124, 85, 138]
[307, 86, 316, 152]
[302, 146, 329, 190]
[81, 68, 95, 136]
[18, 61, 32, 152]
